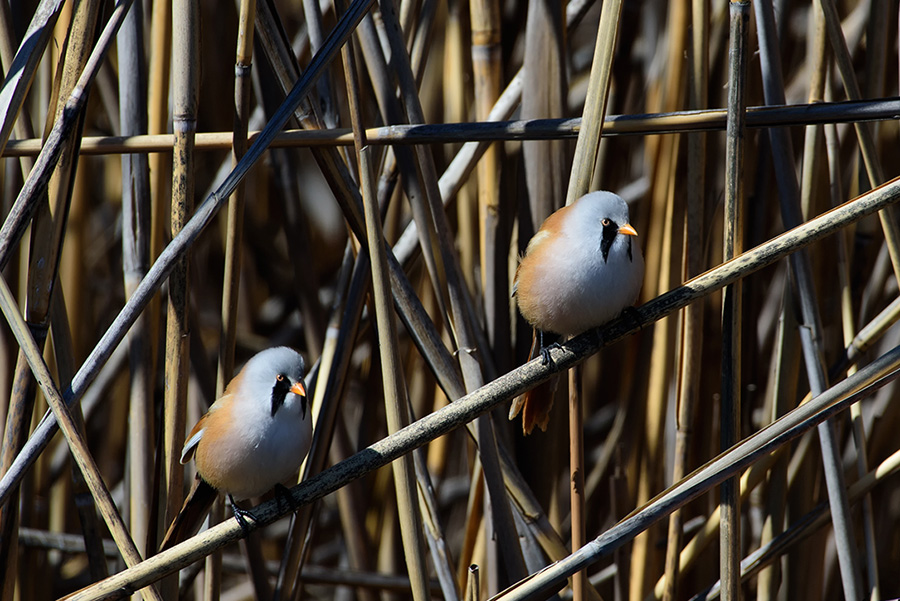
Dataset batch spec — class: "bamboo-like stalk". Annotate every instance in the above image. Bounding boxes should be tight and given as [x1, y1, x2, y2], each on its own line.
[826, 108, 881, 599]
[0, 0, 134, 271]
[375, 0, 528, 590]
[5, 98, 900, 157]
[465, 0, 520, 588]
[468, 0, 506, 373]
[58, 171, 900, 601]
[443, 0, 476, 293]
[274, 248, 369, 601]
[720, 4, 749, 599]
[492, 342, 900, 601]
[564, 0, 622, 204]
[144, 0, 170, 538]
[116, 0, 153, 561]
[0, 1, 38, 183]
[562, 1, 622, 595]
[47, 287, 108, 581]
[0, 0, 103, 593]
[342, 25, 430, 599]
[465, 564, 480, 601]
[753, 3, 863, 599]
[161, 1, 199, 599]
[520, 0, 565, 234]
[699, 446, 900, 600]
[217, 0, 256, 400]
[62, 289, 900, 601]
[0, 267, 163, 601]
[330, 414, 380, 601]
[662, 1, 708, 598]
[0, 0, 66, 155]
[815, 0, 900, 287]
[754, 290, 798, 601]
[567, 367, 585, 601]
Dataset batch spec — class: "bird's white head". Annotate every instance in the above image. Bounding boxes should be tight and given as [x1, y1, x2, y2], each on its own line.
[234, 346, 308, 420]
[566, 192, 636, 251]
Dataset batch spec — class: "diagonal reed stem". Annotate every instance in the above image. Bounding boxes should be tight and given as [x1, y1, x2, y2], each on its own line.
[57, 171, 900, 601]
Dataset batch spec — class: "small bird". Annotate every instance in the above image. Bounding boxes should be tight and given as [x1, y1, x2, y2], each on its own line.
[159, 346, 312, 550]
[510, 191, 644, 434]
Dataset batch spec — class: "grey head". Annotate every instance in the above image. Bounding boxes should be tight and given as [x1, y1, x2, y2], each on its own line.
[239, 346, 308, 419]
[568, 191, 637, 263]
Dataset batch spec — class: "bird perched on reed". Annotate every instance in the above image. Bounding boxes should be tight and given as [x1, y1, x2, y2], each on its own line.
[510, 191, 644, 434]
[159, 346, 312, 550]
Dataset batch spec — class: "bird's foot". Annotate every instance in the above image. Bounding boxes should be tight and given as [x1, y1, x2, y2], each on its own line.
[539, 342, 562, 370]
[274, 483, 298, 513]
[622, 306, 643, 331]
[229, 495, 258, 535]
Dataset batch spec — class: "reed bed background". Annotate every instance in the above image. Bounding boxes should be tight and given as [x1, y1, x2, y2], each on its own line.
[1, 0, 900, 600]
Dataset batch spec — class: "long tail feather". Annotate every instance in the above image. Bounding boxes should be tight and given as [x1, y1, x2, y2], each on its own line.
[158, 476, 218, 552]
[509, 330, 559, 434]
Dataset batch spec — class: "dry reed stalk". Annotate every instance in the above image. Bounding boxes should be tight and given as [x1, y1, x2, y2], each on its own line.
[632, 1, 689, 595]
[720, 4, 749, 599]
[468, 0, 505, 373]
[564, 0, 621, 204]
[144, 1, 170, 516]
[343, 17, 430, 599]
[494, 340, 900, 600]
[160, 2, 199, 599]
[45, 290, 108, 583]
[567, 367, 585, 601]
[63, 164, 900, 601]
[754, 291, 799, 601]
[662, 1, 710, 598]
[5, 98, 900, 157]
[827, 102, 881, 598]
[217, 0, 256, 398]
[0, 263, 163, 601]
[4, 3, 900, 600]
[0, 0, 65, 156]
[520, 0, 565, 235]
[562, 1, 622, 596]
[698, 446, 900, 600]
[274, 249, 368, 601]
[374, 0, 526, 590]
[0, 1, 38, 189]
[1, 0, 104, 595]
[466, 563, 480, 601]
[756, 2, 864, 598]
[816, 0, 900, 287]
[443, 0, 477, 293]
[116, 0, 154, 565]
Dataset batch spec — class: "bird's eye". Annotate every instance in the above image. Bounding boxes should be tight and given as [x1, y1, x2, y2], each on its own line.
[276, 374, 285, 382]
[601, 218, 611, 227]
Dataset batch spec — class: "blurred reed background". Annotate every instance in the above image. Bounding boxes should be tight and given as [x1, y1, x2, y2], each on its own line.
[1, 0, 900, 600]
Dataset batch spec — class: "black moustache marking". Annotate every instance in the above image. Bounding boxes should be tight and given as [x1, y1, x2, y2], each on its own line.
[627, 237, 633, 262]
[271, 376, 291, 417]
[600, 219, 618, 263]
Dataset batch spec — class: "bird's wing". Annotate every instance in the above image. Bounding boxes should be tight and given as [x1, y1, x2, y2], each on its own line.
[180, 405, 213, 465]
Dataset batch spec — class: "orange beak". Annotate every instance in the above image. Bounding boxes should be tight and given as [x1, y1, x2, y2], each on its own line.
[290, 380, 307, 396]
[618, 223, 638, 237]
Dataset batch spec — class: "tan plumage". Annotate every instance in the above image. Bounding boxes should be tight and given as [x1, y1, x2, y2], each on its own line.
[159, 347, 311, 550]
[511, 192, 644, 434]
